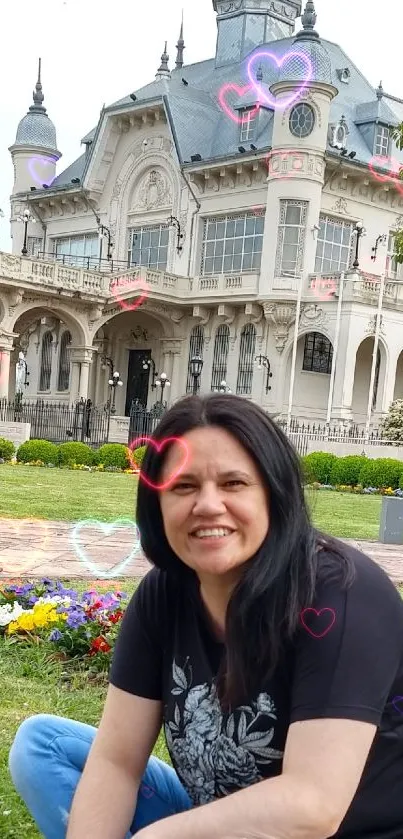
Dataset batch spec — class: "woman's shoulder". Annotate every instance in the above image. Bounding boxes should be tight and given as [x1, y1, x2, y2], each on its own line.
[316, 534, 403, 607]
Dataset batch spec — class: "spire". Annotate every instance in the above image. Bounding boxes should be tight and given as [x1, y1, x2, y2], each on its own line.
[156, 42, 171, 79]
[295, 0, 320, 40]
[175, 13, 185, 69]
[376, 80, 384, 100]
[29, 58, 46, 113]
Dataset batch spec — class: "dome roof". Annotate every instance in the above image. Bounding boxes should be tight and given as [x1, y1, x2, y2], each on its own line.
[13, 59, 58, 152]
[15, 111, 57, 150]
[277, 0, 333, 86]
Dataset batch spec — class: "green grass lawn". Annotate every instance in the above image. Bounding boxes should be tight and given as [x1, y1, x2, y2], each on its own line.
[0, 464, 382, 540]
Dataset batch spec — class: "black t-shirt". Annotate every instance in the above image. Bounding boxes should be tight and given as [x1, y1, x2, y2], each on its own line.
[109, 542, 403, 838]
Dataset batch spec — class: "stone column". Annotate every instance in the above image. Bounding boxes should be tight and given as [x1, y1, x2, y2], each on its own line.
[69, 362, 81, 402]
[160, 339, 185, 404]
[0, 348, 11, 399]
[79, 362, 91, 400]
[381, 347, 400, 414]
[69, 348, 94, 402]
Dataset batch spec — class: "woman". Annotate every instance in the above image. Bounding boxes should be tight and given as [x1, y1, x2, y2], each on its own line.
[9, 394, 403, 839]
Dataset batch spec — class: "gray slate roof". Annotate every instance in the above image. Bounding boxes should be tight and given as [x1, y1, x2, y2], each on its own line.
[37, 32, 403, 191]
[15, 111, 58, 152]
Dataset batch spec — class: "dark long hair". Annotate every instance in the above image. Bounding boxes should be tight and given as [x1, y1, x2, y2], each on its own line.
[136, 394, 355, 708]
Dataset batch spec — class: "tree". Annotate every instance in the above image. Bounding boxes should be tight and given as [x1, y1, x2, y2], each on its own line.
[380, 399, 403, 442]
[390, 123, 403, 263]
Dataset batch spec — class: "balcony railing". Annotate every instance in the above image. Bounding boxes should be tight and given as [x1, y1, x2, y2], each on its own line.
[37, 251, 132, 273]
[0, 251, 108, 295]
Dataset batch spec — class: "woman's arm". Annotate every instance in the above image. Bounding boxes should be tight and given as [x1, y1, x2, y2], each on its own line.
[136, 717, 376, 839]
[66, 685, 162, 839]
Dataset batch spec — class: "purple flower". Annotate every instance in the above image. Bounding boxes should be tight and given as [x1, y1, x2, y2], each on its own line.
[66, 610, 88, 628]
[49, 629, 63, 642]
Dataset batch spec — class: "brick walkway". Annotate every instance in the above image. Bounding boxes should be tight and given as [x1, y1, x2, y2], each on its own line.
[0, 518, 403, 584]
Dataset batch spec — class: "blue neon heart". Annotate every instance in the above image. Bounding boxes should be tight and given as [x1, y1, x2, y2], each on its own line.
[71, 518, 141, 578]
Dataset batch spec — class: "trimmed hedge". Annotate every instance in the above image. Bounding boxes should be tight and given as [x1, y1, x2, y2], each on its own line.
[359, 458, 403, 490]
[301, 452, 337, 484]
[330, 456, 367, 487]
[58, 442, 95, 467]
[131, 445, 147, 467]
[0, 437, 15, 461]
[96, 443, 130, 470]
[17, 439, 59, 465]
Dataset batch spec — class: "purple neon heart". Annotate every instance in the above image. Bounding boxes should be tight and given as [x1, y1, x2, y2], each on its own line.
[247, 50, 313, 110]
[28, 155, 57, 188]
[392, 696, 403, 715]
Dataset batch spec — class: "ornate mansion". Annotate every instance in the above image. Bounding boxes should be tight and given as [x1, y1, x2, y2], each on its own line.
[1, 0, 403, 434]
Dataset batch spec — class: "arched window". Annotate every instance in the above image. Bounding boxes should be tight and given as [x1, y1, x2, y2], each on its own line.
[211, 325, 230, 390]
[186, 325, 205, 394]
[302, 332, 333, 374]
[236, 324, 256, 395]
[57, 331, 72, 391]
[39, 331, 53, 392]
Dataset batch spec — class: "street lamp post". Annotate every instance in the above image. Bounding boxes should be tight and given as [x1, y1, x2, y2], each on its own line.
[353, 221, 366, 270]
[108, 370, 123, 415]
[142, 357, 158, 390]
[255, 354, 273, 394]
[155, 372, 171, 404]
[18, 209, 36, 256]
[215, 380, 231, 393]
[189, 355, 204, 395]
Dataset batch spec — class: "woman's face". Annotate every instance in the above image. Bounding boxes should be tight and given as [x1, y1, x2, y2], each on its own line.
[159, 426, 269, 585]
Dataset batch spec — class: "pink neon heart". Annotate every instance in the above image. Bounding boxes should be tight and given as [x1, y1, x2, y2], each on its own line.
[247, 50, 313, 109]
[110, 276, 150, 312]
[128, 436, 190, 491]
[368, 155, 403, 196]
[27, 155, 57, 188]
[218, 83, 260, 125]
[300, 607, 336, 638]
[310, 276, 337, 302]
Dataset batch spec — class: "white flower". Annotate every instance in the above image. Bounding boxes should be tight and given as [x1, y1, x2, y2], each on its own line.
[0, 603, 25, 626]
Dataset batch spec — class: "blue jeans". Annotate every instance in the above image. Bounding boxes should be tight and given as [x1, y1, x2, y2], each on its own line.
[8, 714, 193, 839]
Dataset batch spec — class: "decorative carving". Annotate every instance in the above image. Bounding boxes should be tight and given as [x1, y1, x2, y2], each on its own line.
[264, 303, 297, 353]
[217, 304, 236, 325]
[331, 197, 349, 215]
[300, 303, 325, 327]
[244, 303, 263, 324]
[365, 314, 385, 336]
[130, 326, 149, 343]
[192, 305, 210, 326]
[7, 288, 24, 316]
[161, 338, 185, 355]
[137, 169, 172, 210]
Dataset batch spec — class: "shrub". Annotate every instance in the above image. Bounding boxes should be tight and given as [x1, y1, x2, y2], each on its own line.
[330, 455, 367, 487]
[130, 445, 147, 467]
[301, 452, 337, 484]
[96, 443, 130, 470]
[0, 437, 15, 461]
[380, 399, 403, 443]
[16, 439, 59, 465]
[359, 457, 403, 490]
[58, 442, 95, 467]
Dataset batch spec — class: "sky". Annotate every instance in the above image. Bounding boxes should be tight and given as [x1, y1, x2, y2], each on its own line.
[0, 0, 401, 252]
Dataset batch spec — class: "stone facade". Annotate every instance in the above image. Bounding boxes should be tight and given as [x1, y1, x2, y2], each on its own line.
[1, 2, 403, 429]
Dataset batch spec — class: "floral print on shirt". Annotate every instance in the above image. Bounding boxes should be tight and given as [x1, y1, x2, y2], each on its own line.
[163, 658, 284, 804]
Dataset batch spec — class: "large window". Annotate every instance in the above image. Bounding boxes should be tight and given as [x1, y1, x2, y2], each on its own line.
[128, 225, 169, 270]
[236, 324, 256, 395]
[27, 237, 43, 257]
[53, 234, 98, 268]
[374, 125, 390, 157]
[240, 109, 257, 143]
[211, 325, 230, 390]
[57, 331, 72, 392]
[39, 331, 53, 391]
[275, 201, 308, 277]
[386, 232, 402, 280]
[302, 332, 333, 374]
[314, 216, 353, 274]
[201, 214, 264, 276]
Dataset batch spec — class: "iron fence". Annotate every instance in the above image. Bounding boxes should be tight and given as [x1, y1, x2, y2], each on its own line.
[0, 398, 110, 447]
[275, 419, 393, 456]
[128, 401, 167, 447]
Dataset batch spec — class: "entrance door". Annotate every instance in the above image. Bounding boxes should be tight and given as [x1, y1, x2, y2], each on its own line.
[125, 350, 151, 415]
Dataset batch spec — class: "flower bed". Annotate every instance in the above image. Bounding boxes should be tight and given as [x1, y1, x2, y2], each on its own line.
[0, 579, 128, 672]
[306, 482, 403, 496]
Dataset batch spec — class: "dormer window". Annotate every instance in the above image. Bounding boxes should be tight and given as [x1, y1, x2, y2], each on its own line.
[330, 116, 349, 150]
[375, 125, 390, 157]
[240, 109, 257, 143]
[336, 68, 351, 85]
